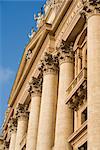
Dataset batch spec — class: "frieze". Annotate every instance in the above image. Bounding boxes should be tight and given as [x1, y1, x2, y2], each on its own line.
[44, 0, 64, 15]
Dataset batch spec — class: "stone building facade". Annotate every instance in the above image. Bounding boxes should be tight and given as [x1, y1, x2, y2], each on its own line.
[2, 0, 100, 150]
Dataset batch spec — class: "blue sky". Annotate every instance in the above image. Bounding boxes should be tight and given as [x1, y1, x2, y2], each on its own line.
[0, 0, 46, 131]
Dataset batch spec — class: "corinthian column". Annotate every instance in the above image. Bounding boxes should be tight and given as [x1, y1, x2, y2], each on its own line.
[82, 1, 100, 149]
[15, 104, 29, 150]
[26, 75, 42, 150]
[9, 118, 17, 150]
[37, 52, 59, 150]
[54, 41, 74, 150]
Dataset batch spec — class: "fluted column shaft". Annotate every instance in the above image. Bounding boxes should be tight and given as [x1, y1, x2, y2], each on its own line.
[9, 118, 17, 150]
[86, 2, 100, 149]
[37, 53, 58, 150]
[55, 42, 74, 150]
[9, 131, 16, 150]
[26, 76, 42, 150]
[15, 104, 28, 150]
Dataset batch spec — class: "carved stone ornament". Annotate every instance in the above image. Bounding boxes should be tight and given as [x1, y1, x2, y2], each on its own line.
[4, 140, 9, 149]
[40, 52, 59, 75]
[57, 40, 74, 64]
[44, 0, 64, 14]
[34, 12, 44, 28]
[67, 81, 87, 111]
[28, 75, 43, 96]
[15, 103, 29, 119]
[81, 0, 100, 17]
[8, 117, 17, 133]
[28, 27, 35, 40]
[26, 49, 32, 60]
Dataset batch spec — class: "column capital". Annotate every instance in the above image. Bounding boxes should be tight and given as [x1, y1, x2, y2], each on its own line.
[15, 103, 29, 120]
[67, 82, 87, 111]
[40, 52, 59, 75]
[81, 0, 100, 18]
[8, 117, 17, 133]
[57, 40, 74, 65]
[4, 140, 9, 149]
[28, 75, 43, 97]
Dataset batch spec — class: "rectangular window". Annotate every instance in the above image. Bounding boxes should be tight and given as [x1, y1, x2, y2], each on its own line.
[81, 108, 87, 124]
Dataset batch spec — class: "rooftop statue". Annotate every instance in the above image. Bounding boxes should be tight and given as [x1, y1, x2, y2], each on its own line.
[34, 12, 44, 28]
[28, 27, 35, 39]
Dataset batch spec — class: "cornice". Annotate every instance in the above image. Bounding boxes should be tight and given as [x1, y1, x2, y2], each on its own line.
[8, 24, 51, 106]
[67, 120, 87, 144]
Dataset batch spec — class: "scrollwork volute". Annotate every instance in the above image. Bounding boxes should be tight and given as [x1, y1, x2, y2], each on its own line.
[57, 40, 74, 64]
[40, 52, 59, 75]
[81, 0, 100, 18]
[15, 103, 29, 120]
[28, 75, 43, 96]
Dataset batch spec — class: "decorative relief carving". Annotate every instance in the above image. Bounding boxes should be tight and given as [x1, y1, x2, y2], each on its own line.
[26, 49, 32, 60]
[39, 52, 59, 75]
[28, 75, 43, 96]
[15, 103, 29, 120]
[81, 0, 100, 17]
[67, 81, 87, 111]
[4, 140, 9, 149]
[8, 118, 17, 133]
[44, 0, 64, 14]
[57, 40, 74, 64]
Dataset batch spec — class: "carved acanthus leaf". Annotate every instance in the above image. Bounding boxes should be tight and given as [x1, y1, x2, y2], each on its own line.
[4, 140, 9, 148]
[8, 118, 17, 132]
[28, 75, 43, 95]
[57, 40, 74, 63]
[15, 103, 29, 119]
[41, 52, 59, 74]
[81, 0, 100, 16]
[67, 82, 87, 111]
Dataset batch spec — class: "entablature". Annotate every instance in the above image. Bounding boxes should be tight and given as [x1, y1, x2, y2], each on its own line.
[67, 120, 87, 147]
